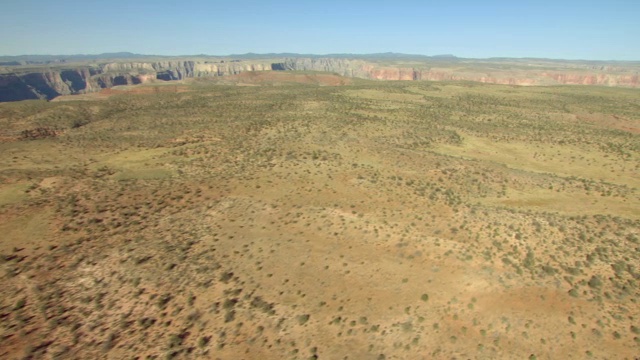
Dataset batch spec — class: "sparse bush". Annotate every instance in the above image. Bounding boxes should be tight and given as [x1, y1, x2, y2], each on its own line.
[297, 314, 310, 325]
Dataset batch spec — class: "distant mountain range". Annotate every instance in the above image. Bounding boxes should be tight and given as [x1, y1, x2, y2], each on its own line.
[225, 52, 459, 61]
[0, 52, 461, 64]
[0, 52, 146, 63]
[2, 52, 638, 67]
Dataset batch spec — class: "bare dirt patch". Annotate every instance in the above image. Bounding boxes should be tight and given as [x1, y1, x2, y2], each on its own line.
[222, 71, 352, 86]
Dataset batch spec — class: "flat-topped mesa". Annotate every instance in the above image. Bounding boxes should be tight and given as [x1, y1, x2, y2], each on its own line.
[271, 58, 640, 85]
[0, 57, 638, 102]
[271, 58, 372, 78]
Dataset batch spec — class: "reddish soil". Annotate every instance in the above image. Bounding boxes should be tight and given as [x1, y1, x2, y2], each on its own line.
[223, 71, 352, 86]
[52, 85, 190, 101]
[577, 114, 640, 134]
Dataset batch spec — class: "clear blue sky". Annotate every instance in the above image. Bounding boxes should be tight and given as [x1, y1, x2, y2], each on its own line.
[1, 0, 638, 60]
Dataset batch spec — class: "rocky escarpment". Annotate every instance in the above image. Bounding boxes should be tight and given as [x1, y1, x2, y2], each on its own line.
[539, 72, 640, 87]
[0, 68, 102, 102]
[0, 60, 274, 102]
[274, 58, 640, 86]
[0, 68, 114, 102]
[272, 58, 418, 80]
[152, 61, 272, 80]
[1, 57, 638, 102]
[272, 58, 373, 78]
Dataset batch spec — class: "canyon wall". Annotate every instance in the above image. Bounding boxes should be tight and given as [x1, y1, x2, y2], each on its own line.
[274, 58, 640, 86]
[0, 68, 146, 102]
[1, 58, 638, 102]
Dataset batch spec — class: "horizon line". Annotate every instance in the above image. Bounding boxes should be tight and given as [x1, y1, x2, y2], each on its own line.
[0, 51, 638, 63]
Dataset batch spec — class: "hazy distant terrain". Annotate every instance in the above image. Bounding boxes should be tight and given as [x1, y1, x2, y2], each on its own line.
[1, 53, 639, 102]
[0, 72, 638, 359]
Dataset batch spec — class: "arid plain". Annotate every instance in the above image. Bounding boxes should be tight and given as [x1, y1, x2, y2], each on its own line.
[0, 72, 638, 359]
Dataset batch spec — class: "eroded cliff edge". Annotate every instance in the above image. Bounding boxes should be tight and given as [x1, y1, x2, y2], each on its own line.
[0, 60, 274, 102]
[1, 57, 638, 102]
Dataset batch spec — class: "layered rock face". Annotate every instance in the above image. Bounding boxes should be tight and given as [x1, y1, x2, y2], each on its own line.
[540, 72, 640, 86]
[0, 69, 102, 102]
[100, 61, 273, 80]
[1, 57, 638, 102]
[0, 60, 274, 101]
[0, 68, 147, 102]
[272, 58, 372, 78]
[274, 58, 640, 86]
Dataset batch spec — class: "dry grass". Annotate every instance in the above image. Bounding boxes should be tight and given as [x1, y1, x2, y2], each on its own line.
[0, 77, 638, 359]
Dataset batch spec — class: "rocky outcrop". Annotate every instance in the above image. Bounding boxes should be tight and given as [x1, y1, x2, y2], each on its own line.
[98, 60, 273, 80]
[275, 59, 640, 87]
[0, 60, 278, 101]
[0, 69, 148, 101]
[152, 61, 273, 80]
[540, 72, 640, 87]
[0, 74, 40, 102]
[367, 67, 418, 80]
[1, 57, 638, 102]
[272, 58, 372, 78]
[418, 70, 539, 86]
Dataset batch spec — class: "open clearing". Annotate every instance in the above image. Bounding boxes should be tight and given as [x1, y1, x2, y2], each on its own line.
[0, 75, 638, 359]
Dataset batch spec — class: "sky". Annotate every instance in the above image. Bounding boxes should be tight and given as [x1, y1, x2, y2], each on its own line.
[1, 0, 638, 60]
